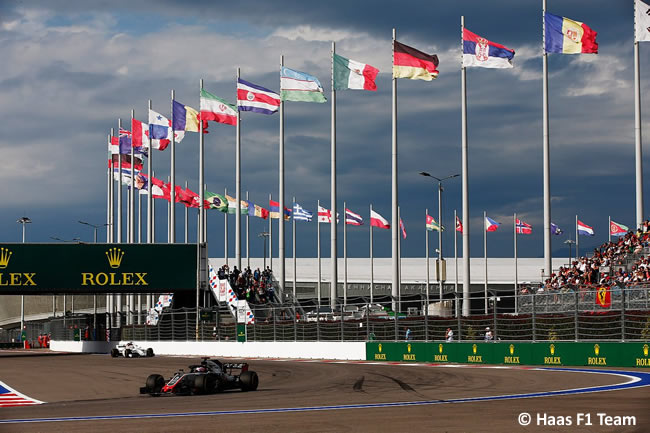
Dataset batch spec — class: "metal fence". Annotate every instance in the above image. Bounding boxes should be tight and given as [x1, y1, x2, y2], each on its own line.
[115, 286, 650, 343]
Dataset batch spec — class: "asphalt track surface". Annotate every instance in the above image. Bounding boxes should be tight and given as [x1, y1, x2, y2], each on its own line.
[0, 351, 648, 432]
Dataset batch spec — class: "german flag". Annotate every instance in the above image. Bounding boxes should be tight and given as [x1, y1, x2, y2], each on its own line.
[393, 40, 439, 81]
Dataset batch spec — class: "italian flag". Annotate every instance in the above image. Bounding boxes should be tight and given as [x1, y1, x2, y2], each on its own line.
[333, 53, 379, 91]
[200, 89, 237, 126]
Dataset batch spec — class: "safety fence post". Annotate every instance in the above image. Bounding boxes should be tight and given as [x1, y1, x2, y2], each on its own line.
[531, 294, 536, 342]
[273, 305, 277, 342]
[574, 292, 579, 342]
[621, 288, 626, 342]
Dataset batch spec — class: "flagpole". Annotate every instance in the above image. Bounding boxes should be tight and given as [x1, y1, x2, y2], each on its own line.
[484, 211, 488, 315]
[167, 177, 171, 243]
[425, 208, 429, 318]
[398, 206, 402, 314]
[236, 67, 242, 271]
[146, 100, 153, 244]
[152, 169, 156, 243]
[317, 199, 321, 307]
[344, 201, 347, 306]
[279, 55, 286, 297]
[269, 193, 272, 271]
[225, 187, 229, 266]
[130, 109, 136, 248]
[246, 191, 250, 269]
[542, 0, 552, 279]
[184, 180, 188, 243]
[514, 212, 518, 314]
[138, 191, 142, 243]
[107, 133, 113, 242]
[169, 91, 176, 243]
[370, 204, 374, 304]
[461, 16, 471, 317]
[293, 196, 296, 301]
[454, 209, 458, 318]
[197, 78, 205, 339]
[330, 41, 338, 310]
[609, 215, 612, 243]
[391, 28, 399, 314]
[118, 119, 123, 247]
[575, 214, 579, 258]
[634, 0, 644, 228]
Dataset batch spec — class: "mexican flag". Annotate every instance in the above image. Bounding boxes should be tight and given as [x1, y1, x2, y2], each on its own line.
[200, 89, 237, 126]
[333, 53, 379, 91]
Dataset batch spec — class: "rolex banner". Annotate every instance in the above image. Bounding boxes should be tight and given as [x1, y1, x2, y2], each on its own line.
[0, 244, 200, 294]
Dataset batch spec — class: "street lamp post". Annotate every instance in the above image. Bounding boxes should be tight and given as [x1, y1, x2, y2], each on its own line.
[259, 232, 270, 270]
[78, 221, 109, 243]
[419, 172, 460, 305]
[17, 217, 31, 343]
[564, 239, 576, 267]
[78, 221, 108, 337]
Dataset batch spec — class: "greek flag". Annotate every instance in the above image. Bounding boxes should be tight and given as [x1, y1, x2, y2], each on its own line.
[293, 203, 313, 222]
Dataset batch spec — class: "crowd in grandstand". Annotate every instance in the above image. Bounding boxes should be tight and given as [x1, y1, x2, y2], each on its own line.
[216, 264, 279, 304]
[535, 222, 650, 294]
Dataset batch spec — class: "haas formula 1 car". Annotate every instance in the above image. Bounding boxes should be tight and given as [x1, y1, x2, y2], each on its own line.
[140, 358, 259, 396]
[111, 342, 155, 358]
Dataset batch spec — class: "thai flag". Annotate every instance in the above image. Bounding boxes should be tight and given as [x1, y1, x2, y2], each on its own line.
[462, 28, 515, 69]
[516, 219, 532, 235]
[485, 216, 500, 232]
[345, 208, 363, 226]
[577, 220, 594, 236]
[237, 78, 280, 115]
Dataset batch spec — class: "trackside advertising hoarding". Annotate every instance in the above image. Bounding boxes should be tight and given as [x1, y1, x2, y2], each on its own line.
[367, 342, 650, 368]
[0, 243, 198, 294]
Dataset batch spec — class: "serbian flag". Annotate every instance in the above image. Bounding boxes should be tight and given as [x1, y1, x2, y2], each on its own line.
[610, 220, 629, 237]
[595, 286, 611, 308]
[399, 218, 407, 239]
[370, 209, 390, 229]
[393, 40, 439, 81]
[485, 216, 500, 232]
[545, 13, 598, 54]
[577, 220, 594, 236]
[237, 78, 280, 115]
[456, 216, 463, 233]
[516, 219, 532, 235]
[462, 28, 515, 69]
[345, 208, 363, 226]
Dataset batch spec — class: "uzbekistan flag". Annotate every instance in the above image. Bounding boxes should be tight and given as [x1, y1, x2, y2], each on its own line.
[200, 89, 237, 126]
[333, 53, 379, 91]
[393, 40, 439, 81]
[172, 100, 203, 132]
[577, 220, 594, 236]
[462, 28, 515, 69]
[456, 216, 463, 233]
[545, 13, 598, 54]
[370, 209, 390, 229]
[281, 67, 327, 103]
[485, 216, 500, 232]
[610, 220, 629, 237]
[345, 208, 363, 226]
[237, 78, 280, 115]
[426, 214, 443, 232]
[516, 219, 532, 235]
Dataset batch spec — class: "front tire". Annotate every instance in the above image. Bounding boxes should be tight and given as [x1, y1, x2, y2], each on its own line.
[110, 348, 119, 358]
[146, 374, 165, 394]
[239, 371, 259, 391]
[146, 348, 154, 357]
[193, 374, 208, 394]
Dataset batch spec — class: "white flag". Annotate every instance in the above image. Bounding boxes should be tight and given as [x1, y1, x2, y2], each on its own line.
[636, 0, 650, 42]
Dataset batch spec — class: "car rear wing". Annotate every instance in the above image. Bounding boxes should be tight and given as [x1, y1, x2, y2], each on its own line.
[222, 362, 249, 373]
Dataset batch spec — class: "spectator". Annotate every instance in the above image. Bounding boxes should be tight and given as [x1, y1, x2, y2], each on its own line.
[405, 328, 412, 342]
[484, 327, 493, 342]
[445, 327, 453, 342]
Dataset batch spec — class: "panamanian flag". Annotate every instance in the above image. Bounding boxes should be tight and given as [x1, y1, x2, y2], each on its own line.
[463, 28, 515, 69]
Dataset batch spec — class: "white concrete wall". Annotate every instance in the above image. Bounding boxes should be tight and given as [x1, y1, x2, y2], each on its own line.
[51, 340, 366, 360]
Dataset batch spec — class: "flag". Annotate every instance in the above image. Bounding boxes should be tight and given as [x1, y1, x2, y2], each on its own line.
[175, 186, 202, 208]
[393, 40, 439, 80]
[117, 128, 133, 154]
[577, 220, 594, 236]
[237, 78, 280, 114]
[595, 286, 611, 308]
[370, 209, 390, 229]
[172, 100, 204, 132]
[225, 194, 249, 215]
[110, 154, 143, 171]
[551, 222, 563, 235]
[426, 214, 443, 232]
[113, 167, 141, 185]
[333, 53, 379, 91]
[456, 216, 463, 234]
[254, 204, 269, 220]
[131, 119, 152, 154]
[200, 89, 237, 126]
[485, 216, 500, 232]
[269, 200, 291, 220]
[516, 219, 533, 235]
[399, 218, 407, 239]
[149, 109, 182, 149]
[109, 135, 129, 155]
[280, 67, 327, 103]
[636, 0, 650, 42]
[293, 203, 313, 222]
[545, 12, 598, 54]
[205, 191, 228, 212]
[345, 208, 363, 226]
[133, 173, 170, 200]
[610, 220, 629, 237]
[462, 28, 515, 69]
[317, 206, 339, 223]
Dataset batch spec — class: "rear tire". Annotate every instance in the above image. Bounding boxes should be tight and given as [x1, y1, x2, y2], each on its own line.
[146, 348, 154, 357]
[239, 371, 259, 391]
[145, 374, 165, 393]
[110, 348, 119, 358]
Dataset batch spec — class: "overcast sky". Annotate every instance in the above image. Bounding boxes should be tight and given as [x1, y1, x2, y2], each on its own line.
[0, 0, 647, 260]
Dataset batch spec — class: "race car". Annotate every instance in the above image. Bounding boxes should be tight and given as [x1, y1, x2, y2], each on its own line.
[140, 357, 259, 396]
[110, 342, 155, 358]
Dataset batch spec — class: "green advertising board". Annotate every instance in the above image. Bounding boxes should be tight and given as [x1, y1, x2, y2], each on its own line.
[0, 243, 199, 294]
[237, 324, 247, 343]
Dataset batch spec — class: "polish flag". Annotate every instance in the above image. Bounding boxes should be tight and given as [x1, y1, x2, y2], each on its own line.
[370, 209, 390, 229]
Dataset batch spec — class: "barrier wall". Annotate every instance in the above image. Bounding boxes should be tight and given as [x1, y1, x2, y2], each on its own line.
[51, 340, 366, 360]
[366, 341, 650, 368]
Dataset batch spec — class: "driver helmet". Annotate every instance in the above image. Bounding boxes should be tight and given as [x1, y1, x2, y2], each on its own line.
[196, 366, 207, 372]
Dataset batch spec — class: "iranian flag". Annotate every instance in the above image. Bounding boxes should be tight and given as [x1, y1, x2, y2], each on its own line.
[200, 89, 237, 126]
[333, 53, 379, 91]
